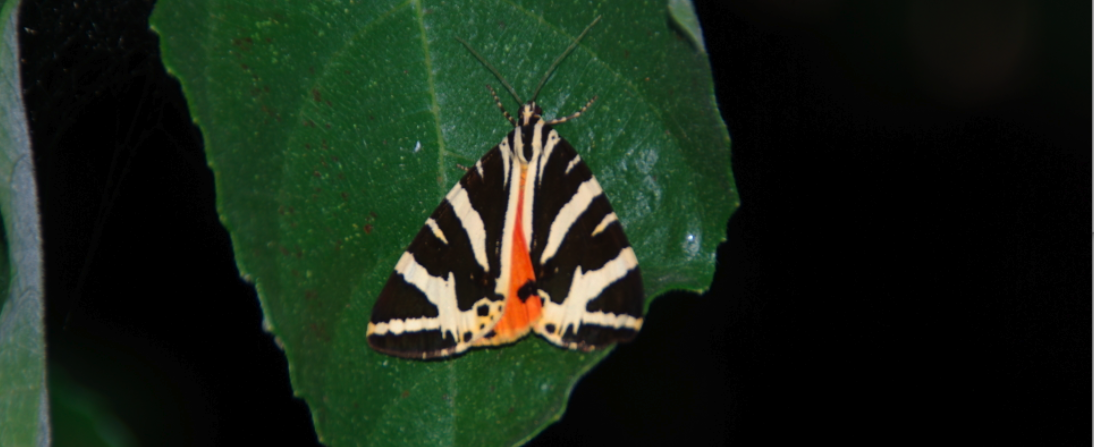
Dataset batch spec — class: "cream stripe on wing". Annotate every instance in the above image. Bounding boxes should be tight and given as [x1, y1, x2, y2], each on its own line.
[537, 129, 560, 185]
[381, 251, 491, 351]
[444, 184, 489, 272]
[538, 247, 641, 336]
[499, 137, 511, 188]
[565, 154, 581, 175]
[522, 164, 536, 251]
[570, 247, 639, 308]
[540, 177, 604, 264]
[591, 212, 618, 237]
[424, 218, 448, 244]
[579, 310, 642, 330]
[392, 251, 463, 340]
[368, 315, 443, 336]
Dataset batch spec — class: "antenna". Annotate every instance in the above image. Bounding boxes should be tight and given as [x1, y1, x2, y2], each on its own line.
[531, 15, 601, 102]
[456, 36, 524, 105]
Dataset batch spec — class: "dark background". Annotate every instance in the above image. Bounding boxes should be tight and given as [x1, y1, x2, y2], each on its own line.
[21, 0, 1090, 445]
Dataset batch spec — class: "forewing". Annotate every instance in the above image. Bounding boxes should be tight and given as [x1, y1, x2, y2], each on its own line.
[367, 146, 511, 359]
[528, 130, 644, 350]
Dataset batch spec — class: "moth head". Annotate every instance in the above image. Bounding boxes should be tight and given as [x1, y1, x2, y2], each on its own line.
[519, 102, 543, 126]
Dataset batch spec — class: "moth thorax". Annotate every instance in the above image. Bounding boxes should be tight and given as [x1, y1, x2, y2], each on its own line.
[511, 123, 544, 166]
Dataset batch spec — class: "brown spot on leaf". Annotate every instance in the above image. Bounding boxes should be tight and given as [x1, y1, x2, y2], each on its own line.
[312, 88, 321, 102]
[363, 224, 373, 234]
[402, 390, 410, 398]
[309, 323, 330, 341]
[231, 38, 253, 51]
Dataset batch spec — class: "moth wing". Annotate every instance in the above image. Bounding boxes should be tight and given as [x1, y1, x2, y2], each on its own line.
[528, 131, 644, 350]
[367, 147, 510, 359]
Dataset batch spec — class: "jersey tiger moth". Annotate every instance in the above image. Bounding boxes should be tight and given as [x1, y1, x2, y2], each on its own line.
[367, 17, 643, 359]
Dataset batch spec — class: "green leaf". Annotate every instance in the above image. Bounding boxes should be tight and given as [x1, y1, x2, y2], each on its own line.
[668, 0, 707, 54]
[151, 0, 736, 445]
[0, 0, 51, 445]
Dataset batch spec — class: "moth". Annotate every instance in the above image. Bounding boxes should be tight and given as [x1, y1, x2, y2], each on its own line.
[367, 17, 643, 359]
